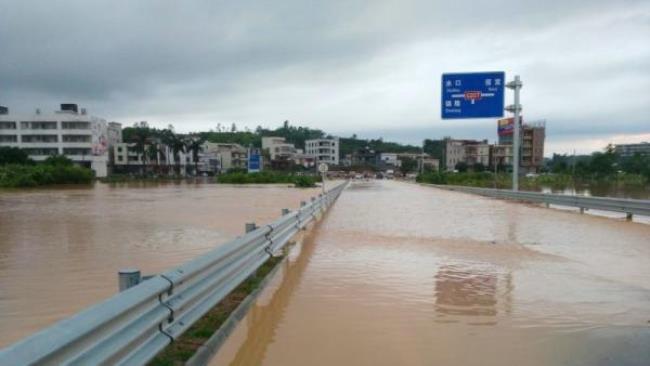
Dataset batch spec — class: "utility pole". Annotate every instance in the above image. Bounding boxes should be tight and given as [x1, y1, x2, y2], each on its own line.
[505, 75, 523, 191]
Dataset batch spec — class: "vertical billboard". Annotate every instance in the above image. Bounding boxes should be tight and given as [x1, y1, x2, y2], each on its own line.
[497, 118, 514, 136]
[248, 148, 262, 173]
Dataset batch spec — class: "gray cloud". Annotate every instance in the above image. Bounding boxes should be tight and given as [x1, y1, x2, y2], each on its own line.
[1, 0, 648, 154]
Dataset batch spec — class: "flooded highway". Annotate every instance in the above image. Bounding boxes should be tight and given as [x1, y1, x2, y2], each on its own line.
[211, 180, 650, 366]
[0, 182, 321, 347]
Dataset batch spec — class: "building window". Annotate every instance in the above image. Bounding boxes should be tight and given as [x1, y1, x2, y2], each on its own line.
[0, 135, 18, 142]
[0, 121, 17, 129]
[62, 148, 92, 155]
[118, 156, 123, 162]
[21, 135, 58, 143]
[22, 148, 58, 156]
[61, 121, 90, 129]
[21, 121, 57, 129]
[62, 135, 91, 143]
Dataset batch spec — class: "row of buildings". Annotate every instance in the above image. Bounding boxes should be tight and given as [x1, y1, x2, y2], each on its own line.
[439, 119, 547, 173]
[0, 104, 342, 177]
[10, 104, 647, 177]
[261, 136, 339, 169]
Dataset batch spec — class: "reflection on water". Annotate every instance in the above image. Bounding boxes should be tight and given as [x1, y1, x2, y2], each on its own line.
[435, 265, 497, 318]
[0, 182, 320, 347]
[538, 183, 650, 199]
[223, 230, 318, 365]
[210, 180, 650, 366]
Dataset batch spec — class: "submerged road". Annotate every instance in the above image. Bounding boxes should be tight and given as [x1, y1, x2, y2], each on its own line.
[211, 180, 650, 366]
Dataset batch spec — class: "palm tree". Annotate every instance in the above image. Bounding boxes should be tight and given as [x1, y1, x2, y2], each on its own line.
[129, 125, 151, 175]
[161, 131, 186, 176]
[184, 135, 205, 176]
[146, 143, 162, 175]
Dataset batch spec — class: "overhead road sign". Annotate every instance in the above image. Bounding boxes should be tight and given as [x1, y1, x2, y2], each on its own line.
[441, 72, 505, 119]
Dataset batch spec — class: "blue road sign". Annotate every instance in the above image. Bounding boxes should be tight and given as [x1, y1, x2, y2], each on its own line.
[248, 149, 261, 173]
[441, 72, 505, 119]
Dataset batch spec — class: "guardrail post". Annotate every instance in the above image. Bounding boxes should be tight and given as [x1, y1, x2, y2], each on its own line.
[579, 207, 585, 214]
[626, 212, 633, 221]
[245, 222, 257, 233]
[282, 208, 290, 215]
[118, 268, 141, 292]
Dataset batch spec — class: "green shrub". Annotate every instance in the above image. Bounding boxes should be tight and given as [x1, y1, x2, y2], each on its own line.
[217, 171, 318, 187]
[0, 147, 34, 165]
[0, 164, 93, 188]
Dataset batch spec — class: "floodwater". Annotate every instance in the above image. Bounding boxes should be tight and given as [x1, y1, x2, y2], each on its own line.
[211, 180, 650, 366]
[539, 184, 650, 200]
[0, 182, 321, 348]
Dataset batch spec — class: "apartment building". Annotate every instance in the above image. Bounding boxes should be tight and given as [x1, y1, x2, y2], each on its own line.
[294, 149, 316, 169]
[199, 142, 248, 173]
[397, 153, 440, 172]
[491, 144, 513, 167]
[520, 121, 545, 173]
[305, 138, 339, 165]
[445, 140, 467, 171]
[464, 142, 491, 167]
[380, 153, 400, 167]
[261, 137, 296, 161]
[615, 142, 650, 158]
[498, 119, 546, 173]
[0, 104, 119, 177]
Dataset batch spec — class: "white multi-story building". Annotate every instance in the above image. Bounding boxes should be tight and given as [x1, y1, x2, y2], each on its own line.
[305, 138, 339, 165]
[262, 137, 296, 161]
[615, 142, 650, 158]
[112, 142, 190, 174]
[0, 104, 119, 177]
[380, 153, 400, 167]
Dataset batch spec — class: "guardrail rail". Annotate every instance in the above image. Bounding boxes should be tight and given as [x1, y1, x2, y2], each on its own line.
[423, 184, 650, 220]
[0, 182, 348, 366]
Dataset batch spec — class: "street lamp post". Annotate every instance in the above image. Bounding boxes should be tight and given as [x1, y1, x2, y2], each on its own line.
[505, 75, 523, 191]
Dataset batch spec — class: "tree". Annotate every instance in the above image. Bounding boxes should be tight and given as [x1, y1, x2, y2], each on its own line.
[620, 153, 650, 179]
[455, 161, 468, 173]
[184, 135, 205, 175]
[399, 157, 418, 174]
[588, 150, 617, 177]
[0, 147, 33, 165]
[43, 155, 73, 166]
[128, 125, 152, 174]
[472, 162, 486, 172]
[161, 129, 186, 175]
[147, 144, 163, 174]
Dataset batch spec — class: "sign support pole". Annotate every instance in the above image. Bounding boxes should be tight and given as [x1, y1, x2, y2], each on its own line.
[506, 75, 523, 191]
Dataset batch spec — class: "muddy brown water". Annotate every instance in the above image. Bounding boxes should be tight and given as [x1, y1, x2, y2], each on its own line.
[0, 182, 321, 347]
[210, 180, 650, 366]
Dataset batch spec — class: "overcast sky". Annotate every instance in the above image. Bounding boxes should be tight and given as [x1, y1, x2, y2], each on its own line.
[1, 0, 649, 155]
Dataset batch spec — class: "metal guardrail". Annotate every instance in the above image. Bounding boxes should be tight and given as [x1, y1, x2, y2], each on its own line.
[423, 184, 650, 219]
[0, 182, 348, 366]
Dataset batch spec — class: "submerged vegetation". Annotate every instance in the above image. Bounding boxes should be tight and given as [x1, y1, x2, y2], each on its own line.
[416, 171, 649, 192]
[216, 171, 320, 187]
[419, 144, 649, 193]
[0, 148, 94, 188]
